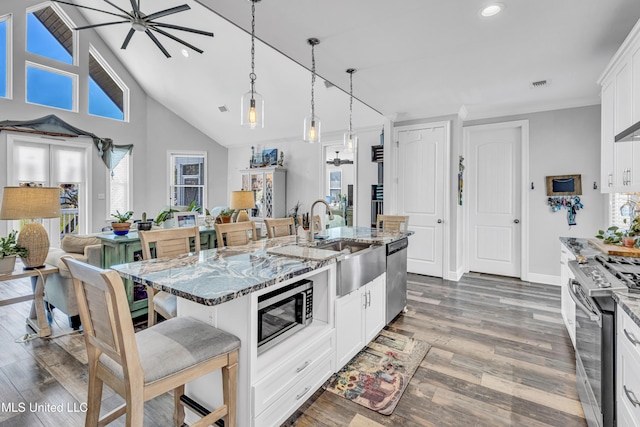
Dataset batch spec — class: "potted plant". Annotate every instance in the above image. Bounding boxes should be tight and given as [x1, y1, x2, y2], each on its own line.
[216, 209, 234, 224]
[155, 208, 179, 228]
[137, 212, 153, 231]
[111, 210, 134, 235]
[0, 230, 29, 274]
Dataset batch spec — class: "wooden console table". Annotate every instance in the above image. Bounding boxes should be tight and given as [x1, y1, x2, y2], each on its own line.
[97, 226, 217, 318]
[0, 262, 58, 338]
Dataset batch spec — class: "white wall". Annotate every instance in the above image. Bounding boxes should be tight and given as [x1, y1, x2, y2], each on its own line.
[227, 127, 382, 227]
[465, 105, 605, 283]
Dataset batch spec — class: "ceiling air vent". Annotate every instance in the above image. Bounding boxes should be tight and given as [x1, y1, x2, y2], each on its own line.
[530, 79, 550, 89]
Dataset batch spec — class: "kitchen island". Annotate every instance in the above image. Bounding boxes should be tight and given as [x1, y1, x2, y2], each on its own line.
[112, 226, 411, 426]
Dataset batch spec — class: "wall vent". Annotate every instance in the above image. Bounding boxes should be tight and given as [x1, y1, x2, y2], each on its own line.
[218, 105, 229, 112]
[530, 79, 550, 89]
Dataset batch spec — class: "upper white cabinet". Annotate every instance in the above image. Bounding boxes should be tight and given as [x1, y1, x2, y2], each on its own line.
[599, 19, 640, 193]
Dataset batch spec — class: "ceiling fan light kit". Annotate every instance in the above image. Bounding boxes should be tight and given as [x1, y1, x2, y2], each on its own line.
[52, 0, 214, 58]
[303, 37, 321, 143]
[344, 68, 358, 152]
[241, 0, 264, 129]
[327, 151, 353, 167]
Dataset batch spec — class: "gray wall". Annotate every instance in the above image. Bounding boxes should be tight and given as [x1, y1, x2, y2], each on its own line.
[0, 0, 227, 233]
[465, 105, 605, 282]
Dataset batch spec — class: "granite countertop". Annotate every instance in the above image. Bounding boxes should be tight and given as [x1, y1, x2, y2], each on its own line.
[559, 237, 602, 259]
[111, 226, 412, 307]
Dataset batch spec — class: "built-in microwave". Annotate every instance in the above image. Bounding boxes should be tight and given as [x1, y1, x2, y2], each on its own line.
[257, 279, 313, 354]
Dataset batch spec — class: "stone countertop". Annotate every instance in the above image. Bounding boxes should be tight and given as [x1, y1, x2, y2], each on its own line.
[559, 237, 602, 259]
[111, 226, 412, 307]
[614, 292, 640, 327]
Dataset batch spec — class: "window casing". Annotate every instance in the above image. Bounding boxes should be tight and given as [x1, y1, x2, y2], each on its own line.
[168, 152, 207, 212]
[0, 14, 11, 99]
[25, 60, 78, 111]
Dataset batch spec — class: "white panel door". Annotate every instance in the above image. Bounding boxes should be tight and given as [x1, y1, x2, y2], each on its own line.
[397, 124, 446, 277]
[467, 125, 522, 277]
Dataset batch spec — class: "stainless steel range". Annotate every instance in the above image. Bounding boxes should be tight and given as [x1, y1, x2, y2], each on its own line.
[568, 254, 640, 427]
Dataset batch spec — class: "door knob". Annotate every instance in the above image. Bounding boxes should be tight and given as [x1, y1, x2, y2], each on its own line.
[514, 219, 520, 224]
[437, 219, 442, 224]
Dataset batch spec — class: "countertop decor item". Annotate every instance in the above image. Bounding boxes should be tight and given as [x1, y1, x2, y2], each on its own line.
[0, 186, 60, 269]
[111, 210, 133, 235]
[241, 0, 264, 129]
[230, 190, 255, 222]
[0, 230, 29, 274]
[303, 38, 321, 143]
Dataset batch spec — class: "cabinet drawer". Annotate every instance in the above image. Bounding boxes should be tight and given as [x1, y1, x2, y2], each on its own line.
[253, 356, 334, 427]
[253, 333, 334, 416]
[619, 338, 640, 426]
[620, 309, 640, 361]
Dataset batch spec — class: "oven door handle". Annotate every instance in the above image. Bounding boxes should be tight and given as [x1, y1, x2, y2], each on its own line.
[568, 279, 601, 326]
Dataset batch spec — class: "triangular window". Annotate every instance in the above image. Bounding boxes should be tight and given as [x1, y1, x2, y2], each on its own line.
[89, 48, 126, 121]
[26, 5, 74, 64]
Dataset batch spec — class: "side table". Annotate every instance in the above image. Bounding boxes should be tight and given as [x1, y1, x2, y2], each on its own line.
[0, 262, 58, 338]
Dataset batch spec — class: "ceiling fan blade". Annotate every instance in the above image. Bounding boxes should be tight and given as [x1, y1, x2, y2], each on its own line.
[149, 27, 204, 54]
[145, 29, 171, 58]
[50, 0, 131, 20]
[145, 5, 190, 21]
[121, 28, 135, 50]
[102, 0, 134, 18]
[75, 20, 129, 31]
[151, 22, 213, 37]
[129, 0, 140, 17]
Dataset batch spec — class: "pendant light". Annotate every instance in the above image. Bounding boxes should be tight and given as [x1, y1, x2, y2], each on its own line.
[241, 0, 264, 129]
[344, 68, 358, 152]
[303, 38, 321, 143]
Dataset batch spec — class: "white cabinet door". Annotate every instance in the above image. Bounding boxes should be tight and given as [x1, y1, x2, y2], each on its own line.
[615, 140, 633, 189]
[364, 275, 386, 343]
[560, 244, 576, 347]
[615, 61, 633, 135]
[335, 288, 365, 370]
[601, 80, 615, 192]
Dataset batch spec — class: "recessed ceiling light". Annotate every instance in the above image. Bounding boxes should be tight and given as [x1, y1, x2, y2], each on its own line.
[480, 3, 505, 17]
[181, 49, 190, 58]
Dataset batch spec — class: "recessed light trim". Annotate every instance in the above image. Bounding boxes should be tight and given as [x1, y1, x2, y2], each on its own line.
[181, 49, 189, 58]
[480, 3, 504, 17]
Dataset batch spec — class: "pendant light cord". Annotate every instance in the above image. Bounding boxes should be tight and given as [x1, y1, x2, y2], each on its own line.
[348, 71, 353, 134]
[310, 42, 316, 120]
[249, 0, 257, 98]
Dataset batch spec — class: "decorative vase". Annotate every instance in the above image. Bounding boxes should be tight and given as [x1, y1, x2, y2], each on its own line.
[623, 237, 636, 248]
[0, 255, 17, 275]
[137, 221, 153, 231]
[112, 222, 132, 236]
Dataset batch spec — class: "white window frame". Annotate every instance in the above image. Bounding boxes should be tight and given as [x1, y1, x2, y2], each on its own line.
[106, 150, 133, 221]
[1, 13, 13, 100]
[88, 44, 130, 122]
[26, 2, 78, 66]
[167, 150, 207, 214]
[25, 60, 78, 112]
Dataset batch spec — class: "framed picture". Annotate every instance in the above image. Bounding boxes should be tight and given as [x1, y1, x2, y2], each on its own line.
[175, 212, 198, 228]
[545, 174, 582, 196]
[262, 148, 278, 166]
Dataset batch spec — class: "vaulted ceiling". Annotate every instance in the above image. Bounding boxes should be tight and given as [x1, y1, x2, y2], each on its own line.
[55, 0, 640, 147]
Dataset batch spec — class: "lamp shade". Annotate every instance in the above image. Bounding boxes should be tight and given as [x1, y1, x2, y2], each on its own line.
[230, 190, 255, 210]
[0, 187, 60, 220]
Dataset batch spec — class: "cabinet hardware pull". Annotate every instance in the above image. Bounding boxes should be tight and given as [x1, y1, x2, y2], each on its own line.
[624, 385, 640, 407]
[624, 328, 640, 346]
[363, 293, 367, 308]
[367, 290, 372, 307]
[609, 173, 613, 187]
[296, 360, 311, 373]
[296, 386, 310, 400]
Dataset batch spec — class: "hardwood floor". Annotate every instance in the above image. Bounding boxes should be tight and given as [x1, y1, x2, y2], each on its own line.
[0, 273, 586, 426]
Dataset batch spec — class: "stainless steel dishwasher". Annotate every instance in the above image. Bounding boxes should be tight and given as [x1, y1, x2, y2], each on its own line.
[386, 237, 408, 323]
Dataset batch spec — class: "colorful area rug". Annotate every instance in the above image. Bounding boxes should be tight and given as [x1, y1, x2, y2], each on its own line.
[324, 329, 430, 415]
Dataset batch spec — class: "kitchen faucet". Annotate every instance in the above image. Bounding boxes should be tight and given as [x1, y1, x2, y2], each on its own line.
[309, 199, 334, 240]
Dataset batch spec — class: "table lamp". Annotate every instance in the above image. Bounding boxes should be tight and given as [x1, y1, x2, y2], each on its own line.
[230, 190, 255, 222]
[0, 187, 60, 269]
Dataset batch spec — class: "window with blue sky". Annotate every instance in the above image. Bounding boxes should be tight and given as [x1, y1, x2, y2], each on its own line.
[26, 64, 75, 110]
[26, 7, 72, 64]
[89, 51, 125, 120]
[0, 17, 8, 98]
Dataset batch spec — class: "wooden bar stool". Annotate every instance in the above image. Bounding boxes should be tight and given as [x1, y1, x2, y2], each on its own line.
[138, 227, 200, 327]
[264, 217, 296, 238]
[63, 258, 240, 427]
[376, 214, 409, 232]
[214, 221, 257, 247]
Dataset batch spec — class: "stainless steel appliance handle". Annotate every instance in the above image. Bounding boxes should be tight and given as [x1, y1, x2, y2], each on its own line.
[624, 385, 640, 407]
[568, 279, 601, 325]
[624, 328, 640, 346]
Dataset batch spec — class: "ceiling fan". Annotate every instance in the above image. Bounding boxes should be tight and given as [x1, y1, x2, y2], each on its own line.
[51, 0, 214, 58]
[327, 151, 353, 167]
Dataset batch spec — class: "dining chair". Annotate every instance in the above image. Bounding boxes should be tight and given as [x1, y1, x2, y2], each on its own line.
[138, 226, 200, 327]
[63, 258, 240, 427]
[376, 214, 409, 233]
[215, 221, 257, 247]
[264, 217, 296, 238]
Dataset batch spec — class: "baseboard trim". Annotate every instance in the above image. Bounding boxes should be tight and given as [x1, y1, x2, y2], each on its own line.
[527, 273, 560, 286]
[446, 267, 464, 282]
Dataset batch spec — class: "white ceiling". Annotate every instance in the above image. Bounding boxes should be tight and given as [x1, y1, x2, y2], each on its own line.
[58, 0, 640, 147]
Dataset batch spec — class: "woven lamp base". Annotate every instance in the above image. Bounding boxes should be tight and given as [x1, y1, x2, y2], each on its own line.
[18, 222, 50, 269]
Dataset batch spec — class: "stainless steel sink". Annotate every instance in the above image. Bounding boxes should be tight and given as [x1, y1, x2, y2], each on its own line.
[316, 240, 385, 297]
